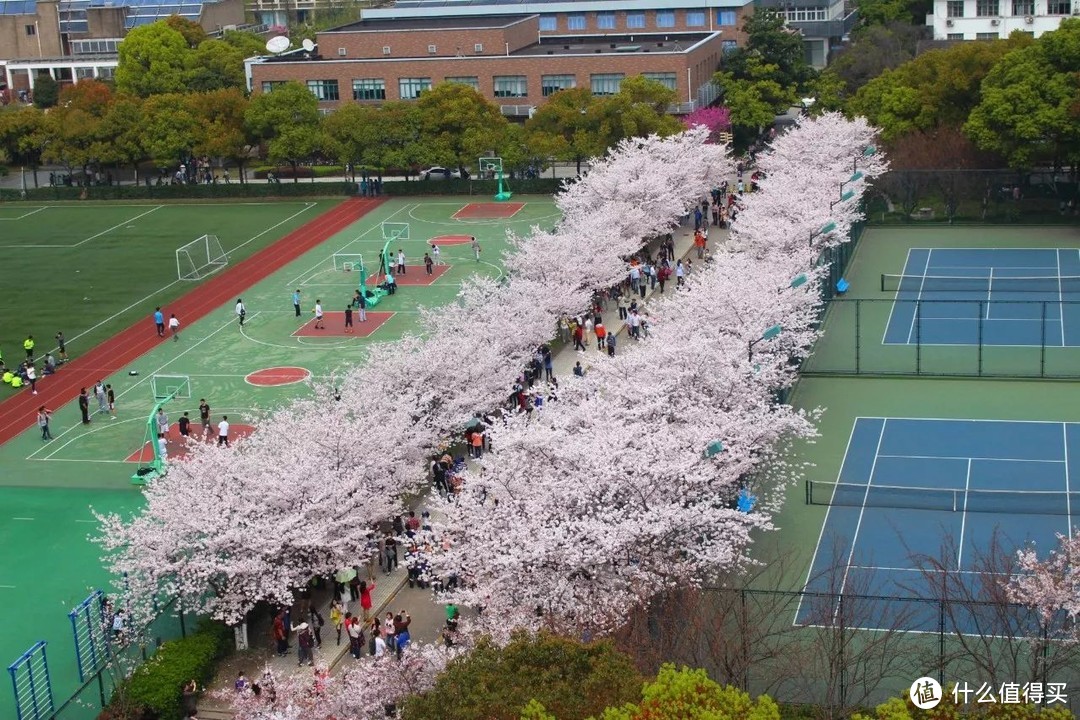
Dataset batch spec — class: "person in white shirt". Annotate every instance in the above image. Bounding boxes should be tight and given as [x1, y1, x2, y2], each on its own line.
[156, 408, 169, 435]
[169, 313, 180, 341]
[25, 364, 38, 395]
[430, 244, 442, 265]
[235, 299, 246, 328]
[374, 634, 387, 657]
[396, 250, 406, 274]
[157, 433, 168, 462]
[217, 415, 230, 447]
[313, 300, 325, 329]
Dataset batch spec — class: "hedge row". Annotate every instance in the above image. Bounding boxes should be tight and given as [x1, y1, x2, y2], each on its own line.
[0, 182, 356, 201]
[111, 620, 231, 720]
[383, 177, 565, 196]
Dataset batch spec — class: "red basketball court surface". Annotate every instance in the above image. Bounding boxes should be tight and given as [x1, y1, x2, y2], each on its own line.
[245, 367, 312, 386]
[430, 234, 474, 245]
[292, 311, 394, 337]
[125, 423, 257, 462]
[452, 202, 524, 219]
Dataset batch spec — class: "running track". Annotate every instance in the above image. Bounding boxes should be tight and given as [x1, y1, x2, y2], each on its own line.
[0, 196, 384, 446]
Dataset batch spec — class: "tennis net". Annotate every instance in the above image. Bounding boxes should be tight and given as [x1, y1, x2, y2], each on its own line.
[805, 480, 1080, 515]
[880, 274, 1080, 294]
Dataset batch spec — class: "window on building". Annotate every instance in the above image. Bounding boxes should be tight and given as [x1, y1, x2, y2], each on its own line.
[352, 78, 386, 100]
[718, 9, 737, 25]
[25, 23, 35, 35]
[975, 30, 999, 37]
[975, 0, 999, 15]
[1012, 0, 1034, 13]
[493, 75, 527, 98]
[399, 77, 432, 99]
[428, 44, 437, 54]
[97, 66, 115, 80]
[785, 6, 827, 20]
[686, 10, 706, 25]
[656, 10, 675, 26]
[597, 12, 616, 28]
[541, 74, 576, 96]
[445, 76, 479, 89]
[567, 13, 586, 29]
[261, 80, 287, 93]
[539, 14, 557, 31]
[1047, 0, 1069, 13]
[946, 1, 965, 16]
[75, 67, 95, 80]
[626, 12, 646, 27]
[71, 39, 121, 54]
[642, 72, 677, 90]
[591, 73, 624, 95]
[307, 79, 339, 101]
[721, 39, 738, 54]
[947, 32, 965, 38]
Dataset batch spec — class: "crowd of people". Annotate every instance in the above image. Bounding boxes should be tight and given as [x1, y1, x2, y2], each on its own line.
[2, 331, 68, 401]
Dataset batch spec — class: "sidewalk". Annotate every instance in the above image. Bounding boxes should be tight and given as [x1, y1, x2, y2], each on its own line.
[195, 209, 723, 719]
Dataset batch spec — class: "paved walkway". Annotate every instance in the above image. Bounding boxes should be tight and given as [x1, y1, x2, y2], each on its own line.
[196, 208, 722, 717]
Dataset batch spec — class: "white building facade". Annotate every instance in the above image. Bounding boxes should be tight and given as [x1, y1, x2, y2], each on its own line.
[927, 0, 1078, 39]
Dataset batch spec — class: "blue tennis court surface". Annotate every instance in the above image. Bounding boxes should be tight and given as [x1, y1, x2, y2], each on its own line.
[799, 417, 1079, 633]
[883, 248, 1080, 347]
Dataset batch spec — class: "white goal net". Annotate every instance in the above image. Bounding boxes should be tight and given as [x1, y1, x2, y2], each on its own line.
[176, 235, 228, 281]
[332, 253, 366, 273]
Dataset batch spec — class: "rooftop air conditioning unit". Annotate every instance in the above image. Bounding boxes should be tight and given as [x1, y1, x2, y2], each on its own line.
[990, 17, 1000, 24]
[946, 18, 954, 25]
[1024, 14, 1034, 21]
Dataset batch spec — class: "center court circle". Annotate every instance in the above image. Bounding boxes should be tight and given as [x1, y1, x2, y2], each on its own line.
[245, 366, 312, 387]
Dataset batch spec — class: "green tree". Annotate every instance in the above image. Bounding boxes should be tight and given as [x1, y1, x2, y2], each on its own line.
[415, 82, 512, 173]
[245, 82, 321, 181]
[164, 14, 207, 48]
[116, 23, 190, 97]
[592, 75, 684, 148]
[41, 82, 114, 176]
[724, 9, 817, 92]
[189, 88, 253, 181]
[715, 58, 798, 132]
[849, 34, 1030, 140]
[97, 94, 147, 180]
[402, 632, 643, 720]
[220, 29, 270, 58]
[826, 22, 929, 98]
[853, 694, 1075, 720]
[32, 74, 59, 109]
[854, 0, 932, 27]
[525, 87, 605, 174]
[0, 106, 47, 185]
[141, 93, 200, 167]
[964, 20, 1080, 169]
[594, 665, 782, 720]
[187, 40, 246, 92]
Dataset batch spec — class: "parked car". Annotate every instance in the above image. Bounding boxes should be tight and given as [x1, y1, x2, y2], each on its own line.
[421, 167, 462, 180]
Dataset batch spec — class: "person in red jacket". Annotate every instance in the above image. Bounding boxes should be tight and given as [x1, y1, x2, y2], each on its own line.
[573, 322, 586, 352]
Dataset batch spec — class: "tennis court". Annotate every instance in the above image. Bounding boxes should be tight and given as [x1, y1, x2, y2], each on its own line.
[800, 417, 1078, 633]
[883, 248, 1080, 347]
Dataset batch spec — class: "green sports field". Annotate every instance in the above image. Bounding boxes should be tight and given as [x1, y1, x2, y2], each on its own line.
[0, 196, 559, 720]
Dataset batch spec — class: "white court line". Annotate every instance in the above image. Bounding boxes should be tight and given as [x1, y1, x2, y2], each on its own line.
[956, 459, 971, 569]
[0, 206, 48, 221]
[906, 249, 933, 345]
[794, 419, 862, 626]
[877, 453, 1063, 463]
[846, 564, 1007, 576]
[72, 205, 163, 248]
[882, 247, 913, 347]
[986, 268, 993, 320]
[836, 419, 888, 618]
[1057, 249, 1066, 347]
[11, 517, 34, 521]
[855, 415, 1071, 426]
[1064, 424, 1072, 531]
[28, 313, 258, 461]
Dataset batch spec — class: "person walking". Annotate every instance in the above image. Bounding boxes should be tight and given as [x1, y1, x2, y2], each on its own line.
[95, 381, 108, 414]
[424, 253, 433, 275]
[169, 314, 180, 341]
[78, 388, 91, 424]
[607, 331, 617, 357]
[217, 416, 230, 447]
[313, 300, 325, 329]
[273, 610, 288, 657]
[25, 363, 37, 395]
[676, 260, 686, 287]
[617, 293, 629, 320]
[595, 321, 606, 350]
[157, 433, 168, 463]
[178, 411, 191, 437]
[55, 331, 67, 362]
[358, 290, 367, 322]
[359, 580, 374, 620]
[471, 236, 481, 262]
[396, 249, 406, 274]
[156, 407, 169, 435]
[199, 399, 211, 437]
[153, 308, 165, 338]
[330, 600, 344, 646]
[431, 244, 442, 265]
[37, 406, 52, 440]
[292, 289, 302, 317]
[235, 299, 246, 328]
[385, 272, 396, 295]
[344, 306, 354, 333]
[107, 384, 115, 417]
[573, 322, 586, 352]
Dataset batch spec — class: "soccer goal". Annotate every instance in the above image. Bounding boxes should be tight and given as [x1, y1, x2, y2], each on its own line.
[176, 235, 228, 281]
[150, 374, 192, 401]
[380, 222, 410, 242]
[332, 253, 366, 273]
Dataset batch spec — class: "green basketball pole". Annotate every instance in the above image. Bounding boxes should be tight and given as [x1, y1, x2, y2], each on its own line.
[131, 393, 175, 485]
[494, 167, 512, 202]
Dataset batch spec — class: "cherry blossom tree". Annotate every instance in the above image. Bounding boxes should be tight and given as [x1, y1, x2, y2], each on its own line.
[682, 106, 733, 142]
[1010, 530, 1080, 629]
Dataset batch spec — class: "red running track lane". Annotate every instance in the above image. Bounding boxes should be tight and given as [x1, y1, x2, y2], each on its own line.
[0, 197, 385, 447]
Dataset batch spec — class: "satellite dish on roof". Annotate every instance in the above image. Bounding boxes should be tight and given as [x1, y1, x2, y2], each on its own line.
[265, 35, 291, 54]
[302, 38, 316, 52]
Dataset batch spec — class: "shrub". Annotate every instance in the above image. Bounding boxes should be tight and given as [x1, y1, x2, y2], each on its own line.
[0, 182, 355, 202]
[116, 620, 231, 720]
[383, 177, 564, 196]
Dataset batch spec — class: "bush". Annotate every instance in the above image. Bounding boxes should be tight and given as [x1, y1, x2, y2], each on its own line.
[0, 182, 355, 202]
[115, 620, 231, 720]
[251, 165, 346, 180]
[383, 177, 565, 196]
[0, 165, 9, 177]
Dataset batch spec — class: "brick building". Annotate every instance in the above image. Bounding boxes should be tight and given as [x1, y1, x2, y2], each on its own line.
[247, 13, 729, 115]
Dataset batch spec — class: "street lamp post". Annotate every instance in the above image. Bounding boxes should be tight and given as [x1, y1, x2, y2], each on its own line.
[748, 324, 782, 362]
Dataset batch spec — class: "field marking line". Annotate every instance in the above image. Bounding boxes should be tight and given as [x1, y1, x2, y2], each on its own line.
[284, 203, 414, 288]
[224, 202, 317, 260]
[794, 418, 863, 626]
[1064, 423, 1072, 531]
[835, 419, 888, 618]
[882, 247, 913, 346]
[956, 459, 971, 569]
[906, 250, 932, 345]
[29, 313, 258, 461]
[71, 205, 165, 248]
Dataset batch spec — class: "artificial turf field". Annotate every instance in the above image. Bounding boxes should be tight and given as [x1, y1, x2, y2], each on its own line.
[0, 195, 559, 719]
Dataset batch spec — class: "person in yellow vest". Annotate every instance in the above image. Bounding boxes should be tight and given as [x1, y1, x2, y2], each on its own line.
[23, 335, 35, 361]
[2, 370, 13, 384]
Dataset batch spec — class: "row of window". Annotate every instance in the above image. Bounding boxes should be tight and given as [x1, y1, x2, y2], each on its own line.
[538, 9, 738, 32]
[947, 30, 1034, 37]
[779, 6, 829, 21]
[70, 38, 121, 54]
[271, 73, 679, 102]
[947, 0, 1069, 15]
